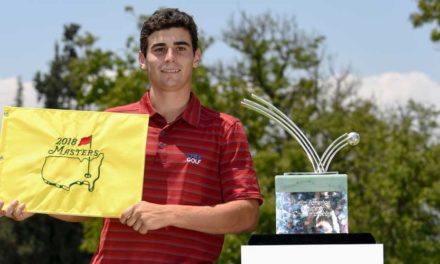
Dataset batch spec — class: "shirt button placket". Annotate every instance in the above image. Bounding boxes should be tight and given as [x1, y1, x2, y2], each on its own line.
[159, 130, 167, 150]
[158, 129, 168, 164]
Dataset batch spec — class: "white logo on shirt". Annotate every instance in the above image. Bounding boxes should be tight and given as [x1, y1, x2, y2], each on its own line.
[186, 153, 202, 165]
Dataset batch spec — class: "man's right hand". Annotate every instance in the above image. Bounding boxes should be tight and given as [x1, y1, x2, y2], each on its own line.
[0, 200, 34, 221]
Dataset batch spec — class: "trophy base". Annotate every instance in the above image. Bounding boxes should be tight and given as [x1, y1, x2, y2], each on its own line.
[275, 172, 348, 234]
[248, 233, 376, 245]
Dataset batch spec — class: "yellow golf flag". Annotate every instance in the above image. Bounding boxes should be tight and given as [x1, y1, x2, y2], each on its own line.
[0, 107, 148, 218]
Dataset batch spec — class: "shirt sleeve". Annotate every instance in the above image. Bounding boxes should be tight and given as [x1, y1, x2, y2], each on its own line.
[219, 120, 263, 205]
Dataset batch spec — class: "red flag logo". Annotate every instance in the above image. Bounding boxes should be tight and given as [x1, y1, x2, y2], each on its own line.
[78, 136, 92, 146]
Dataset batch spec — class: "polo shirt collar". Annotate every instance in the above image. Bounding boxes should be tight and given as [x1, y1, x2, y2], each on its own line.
[181, 93, 201, 128]
[140, 90, 157, 116]
[140, 90, 201, 127]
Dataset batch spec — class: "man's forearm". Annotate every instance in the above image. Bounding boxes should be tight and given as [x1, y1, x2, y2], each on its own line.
[168, 199, 260, 234]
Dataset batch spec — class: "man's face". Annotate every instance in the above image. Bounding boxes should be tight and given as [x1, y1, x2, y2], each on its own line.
[139, 27, 201, 92]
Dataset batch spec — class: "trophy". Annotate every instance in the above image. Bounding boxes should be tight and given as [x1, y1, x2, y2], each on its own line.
[241, 94, 359, 234]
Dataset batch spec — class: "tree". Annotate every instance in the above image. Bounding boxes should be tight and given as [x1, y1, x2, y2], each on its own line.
[0, 215, 91, 263]
[355, 101, 440, 263]
[15, 76, 24, 107]
[34, 24, 81, 109]
[410, 0, 440, 42]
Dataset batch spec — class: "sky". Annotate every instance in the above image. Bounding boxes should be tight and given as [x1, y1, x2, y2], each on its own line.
[0, 0, 439, 111]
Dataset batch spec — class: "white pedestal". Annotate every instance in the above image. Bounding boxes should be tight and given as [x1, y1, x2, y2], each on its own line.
[241, 244, 383, 264]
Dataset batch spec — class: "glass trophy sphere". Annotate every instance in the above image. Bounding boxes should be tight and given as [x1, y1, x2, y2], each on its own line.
[347, 132, 360, 146]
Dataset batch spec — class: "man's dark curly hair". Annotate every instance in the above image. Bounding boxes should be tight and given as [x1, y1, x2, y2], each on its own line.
[140, 8, 198, 55]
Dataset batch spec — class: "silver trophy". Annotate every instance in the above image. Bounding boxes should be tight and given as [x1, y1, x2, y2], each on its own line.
[241, 94, 359, 234]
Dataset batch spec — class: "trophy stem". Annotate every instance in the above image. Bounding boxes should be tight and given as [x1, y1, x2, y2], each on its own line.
[241, 99, 324, 172]
[321, 132, 359, 171]
[322, 140, 349, 172]
[241, 94, 359, 173]
[249, 95, 325, 172]
[320, 133, 348, 168]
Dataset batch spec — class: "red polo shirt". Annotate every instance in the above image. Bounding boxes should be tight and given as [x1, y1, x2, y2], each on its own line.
[91, 91, 262, 263]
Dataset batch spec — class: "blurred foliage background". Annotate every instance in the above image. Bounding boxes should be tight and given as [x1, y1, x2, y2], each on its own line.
[1, 3, 439, 264]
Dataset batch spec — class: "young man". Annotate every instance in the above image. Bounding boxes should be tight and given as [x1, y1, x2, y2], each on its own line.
[0, 8, 262, 263]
